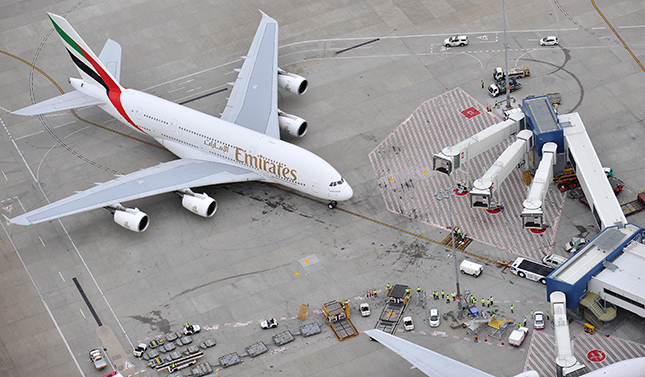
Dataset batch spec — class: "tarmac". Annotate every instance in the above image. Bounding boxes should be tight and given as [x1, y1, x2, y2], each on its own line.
[1, 1, 645, 376]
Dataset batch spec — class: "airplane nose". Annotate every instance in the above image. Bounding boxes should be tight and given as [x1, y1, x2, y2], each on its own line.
[343, 184, 354, 200]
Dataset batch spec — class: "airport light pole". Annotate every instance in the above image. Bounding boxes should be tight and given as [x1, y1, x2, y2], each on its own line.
[503, 0, 512, 108]
[435, 187, 461, 299]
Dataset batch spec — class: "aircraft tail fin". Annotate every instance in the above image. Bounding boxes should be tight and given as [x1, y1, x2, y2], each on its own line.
[48, 13, 122, 91]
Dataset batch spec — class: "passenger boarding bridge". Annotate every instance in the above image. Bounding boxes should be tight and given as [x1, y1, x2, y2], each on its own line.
[433, 95, 626, 231]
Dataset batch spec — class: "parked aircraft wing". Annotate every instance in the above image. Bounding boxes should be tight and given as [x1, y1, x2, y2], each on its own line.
[8, 159, 261, 225]
[221, 12, 280, 138]
[365, 329, 497, 377]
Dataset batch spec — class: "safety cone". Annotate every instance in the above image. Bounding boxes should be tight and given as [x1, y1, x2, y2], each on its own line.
[502, 339, 504, 346]
[485, 335, 487, 342]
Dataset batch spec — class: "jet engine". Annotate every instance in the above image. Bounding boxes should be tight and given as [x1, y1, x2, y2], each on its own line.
[278, 69, 308, 95]
[181, 192, 217, 218]
[113, 207, 149, 233]
[278, 110, 307, 137]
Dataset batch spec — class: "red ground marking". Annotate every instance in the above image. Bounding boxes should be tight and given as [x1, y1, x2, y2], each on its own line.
[461, 107, 481, 119]
[530, 227, 548, 234]
[587, 349, 606, 363]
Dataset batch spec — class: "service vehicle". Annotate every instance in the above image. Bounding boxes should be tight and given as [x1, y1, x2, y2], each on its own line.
[89, 348, 108, 370]
[133, 343, 147, 357]
[374, 284, 411, 335]
[488, 77, 521, 97]
[542, 254, 568, 268]
[184, 323, 201, 335]
[360, 303, 371, 317]
[403, 316, 414, 331]
[429, 309, 440, 327]
[459, 260, 483, 277]
[492, 66, 530, 80]
[509, 257, 554, 284]
[444, 35, 469, 47]
[534, 311, 545, 330]
[620, 191, 645, 217]
[564, 237, 587, 253]
[509, 327, 529, 346]
[540, 36, 559, 46]
[260, 318, 278, 329]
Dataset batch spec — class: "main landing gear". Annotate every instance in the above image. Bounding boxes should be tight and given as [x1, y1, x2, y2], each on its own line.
[328, 201, 338, 209]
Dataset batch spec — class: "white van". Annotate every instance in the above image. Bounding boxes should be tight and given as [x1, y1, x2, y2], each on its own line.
[542, 254, 568, 268]
[460, 260, 483, 277]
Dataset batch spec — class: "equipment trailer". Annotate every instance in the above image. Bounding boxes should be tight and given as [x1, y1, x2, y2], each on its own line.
[373, 284, 411, 335]
[322, 300, 358, 341]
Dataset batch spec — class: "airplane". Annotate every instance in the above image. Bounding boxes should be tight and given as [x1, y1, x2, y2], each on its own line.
[8, 12, 352, 232]
[365, 329, 645, 377]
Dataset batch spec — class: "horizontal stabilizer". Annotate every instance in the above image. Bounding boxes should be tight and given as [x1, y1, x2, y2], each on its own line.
[12, 90, 104, 116]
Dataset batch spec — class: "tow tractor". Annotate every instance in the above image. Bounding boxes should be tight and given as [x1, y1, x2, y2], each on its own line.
[89, 348, 108, 370]
[184, 323, 201, 335]
[488, 77, 521, 97]
[260, 318, 278, 329]
[133, 343, 147, 357]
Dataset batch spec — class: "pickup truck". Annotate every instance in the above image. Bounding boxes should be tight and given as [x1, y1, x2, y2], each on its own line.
[89, 348, 108, 370]
[493, 66, 530, 80]
[488, 77, 521, 97]
[508, 327, 529, 347]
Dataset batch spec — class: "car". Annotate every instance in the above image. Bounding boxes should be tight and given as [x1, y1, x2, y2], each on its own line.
[360, 303, 371, 317]
[444, 35, 469, 47]
[540, 36, 559, 46]
[534, 311, 545, 330]
[260, 318, 278, 329]
[564, 237, 587, 253]
[103, 373, 123, 377]
[89, 348, 108, 370]
[429, 309, 440, 327]
[403, 316, 414, 331]
[184, 323, 201, 335]
[133, 343, 147, 357]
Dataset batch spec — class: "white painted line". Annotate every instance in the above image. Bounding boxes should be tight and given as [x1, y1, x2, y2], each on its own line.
[0, 218, 85, 376]
[617, 25, 645, 29]
[79, 308, 86, 319]
[59, 271, 65, 282]
[168, 87, 185, 93]
[2, 171, 6, 180]
[38, 236, 45, 247]
[15, 120, 77, 140]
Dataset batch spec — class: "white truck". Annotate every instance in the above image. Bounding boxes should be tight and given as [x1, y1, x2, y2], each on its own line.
[493, 66, 530, 81]
[509, 257, 554, 284]
[488, 77, 522, 97]
[508, 327, 529, 346]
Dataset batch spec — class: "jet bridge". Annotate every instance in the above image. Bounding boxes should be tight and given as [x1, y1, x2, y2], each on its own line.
[522, 142, 557, 230]
[433, 108, 525, 181]
[470, 129, 533, 210]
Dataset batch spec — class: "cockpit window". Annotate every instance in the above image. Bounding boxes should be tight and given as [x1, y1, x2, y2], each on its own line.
[329, 177, 345, 187]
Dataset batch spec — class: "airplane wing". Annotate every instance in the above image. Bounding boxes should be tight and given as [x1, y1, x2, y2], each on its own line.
[9, 159, 262, 225]
[220, 12, 280, 139]
[364, 329, 496, 377]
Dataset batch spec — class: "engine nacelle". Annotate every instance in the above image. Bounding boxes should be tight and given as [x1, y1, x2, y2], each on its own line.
[182, 192, 217, 218]
[277, 70, 308, 95]
[278, 111, 307, 137]
[113, 207, 149, 233]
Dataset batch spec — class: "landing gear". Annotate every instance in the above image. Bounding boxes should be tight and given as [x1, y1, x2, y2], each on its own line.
[328, 201, 337, 209]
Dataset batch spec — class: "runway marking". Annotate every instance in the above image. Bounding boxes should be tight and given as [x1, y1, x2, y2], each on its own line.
[79, 308, 86, 319]
[59, 271, 65, 282]
[39, 236, 46, 247]
[2, 171, 6, 180]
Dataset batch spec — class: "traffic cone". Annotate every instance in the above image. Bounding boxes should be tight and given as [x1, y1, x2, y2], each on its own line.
[485, 335, 487, 342]
[502, 339, 504, 346]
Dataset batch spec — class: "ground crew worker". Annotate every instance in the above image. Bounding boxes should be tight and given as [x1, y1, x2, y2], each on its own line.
[475, 333, 478, 342]
[518, 323, 521, 329]
[531, 310, 534, 317]
[490, 295, 493, 304]
[446, 296, 450, 304]
[511, 305, 514, 313]
[405, 288, 410, 295]
[441, 290, 444, 298]
[486, 299, 490, 308]
[452, 293, 456, 301]
[373, 289, 378, 297]
[524, 317, 527, 326]
[417, 286, 421, 293]
[547, 312, 550, 320]
[387, 283, 391, 293]
[482, 298, 485, 306]
[186, 322, 190, 330]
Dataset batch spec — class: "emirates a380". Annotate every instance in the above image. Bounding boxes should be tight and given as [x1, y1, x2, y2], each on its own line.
[9, 12, 352, 232]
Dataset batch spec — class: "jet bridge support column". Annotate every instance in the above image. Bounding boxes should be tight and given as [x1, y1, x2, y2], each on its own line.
[469, 129, 533, 211]
[522, 142, 557, 231]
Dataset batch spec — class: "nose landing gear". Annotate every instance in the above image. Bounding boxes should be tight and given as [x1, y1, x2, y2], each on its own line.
[328, 201, 338, 209]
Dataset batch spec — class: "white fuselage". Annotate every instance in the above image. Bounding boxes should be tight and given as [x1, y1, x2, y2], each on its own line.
[94, 88, 352, 202]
